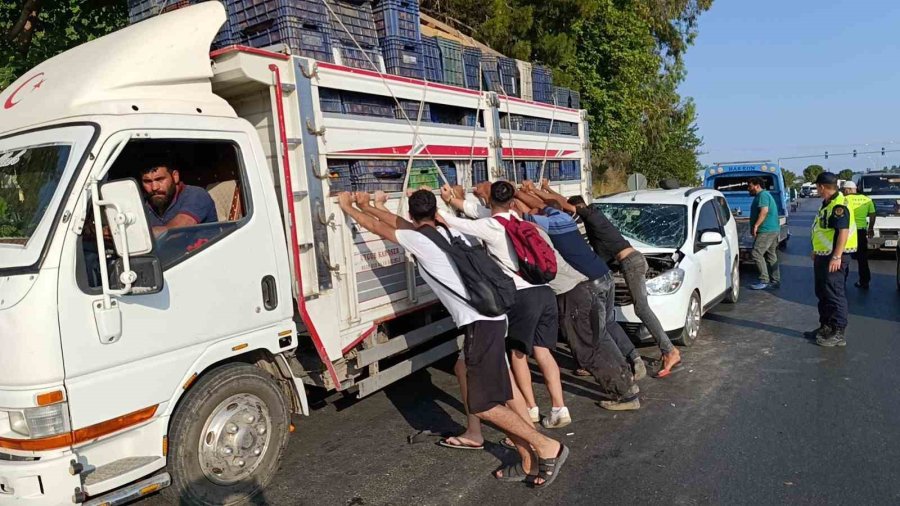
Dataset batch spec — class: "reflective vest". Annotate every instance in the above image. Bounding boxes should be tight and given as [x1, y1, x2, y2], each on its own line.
[812, 192, 858, 255]
[845, 193, 874, 229]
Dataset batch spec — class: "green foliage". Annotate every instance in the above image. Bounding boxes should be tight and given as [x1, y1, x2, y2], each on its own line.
[783, 169, 798, 188]
[803, 164, 825, 182]
[1, 0, 126, 90]
[838, 169, 854, 181]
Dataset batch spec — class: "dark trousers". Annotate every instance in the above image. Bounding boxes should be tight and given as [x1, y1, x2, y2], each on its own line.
[851, 235, 871, 285]
[558, 275, 633, 399]
[814, 255, 850, 330]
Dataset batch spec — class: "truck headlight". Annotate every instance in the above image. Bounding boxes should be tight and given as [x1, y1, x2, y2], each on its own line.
[3, 404, 70, 439]
[646, 268, 685, 295]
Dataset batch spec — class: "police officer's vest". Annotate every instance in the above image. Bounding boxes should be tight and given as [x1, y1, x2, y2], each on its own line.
[811, 192, 858, 255]
[846, 193, 873, 226]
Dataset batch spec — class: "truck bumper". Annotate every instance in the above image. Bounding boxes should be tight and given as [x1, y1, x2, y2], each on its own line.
[615, 292, 690, 344]
[0, 450, 81, 505]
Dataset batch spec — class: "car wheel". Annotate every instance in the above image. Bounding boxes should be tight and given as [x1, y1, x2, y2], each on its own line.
[725, 260, 740, 304]
[673, 291, 702, 347]
[162, 363, 290, 506]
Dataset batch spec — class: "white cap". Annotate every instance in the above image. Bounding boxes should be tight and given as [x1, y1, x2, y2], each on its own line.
[843, 181, 857, 189]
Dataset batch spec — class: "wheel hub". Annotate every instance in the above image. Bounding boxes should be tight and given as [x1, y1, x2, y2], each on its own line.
[198, 394, 272, 485]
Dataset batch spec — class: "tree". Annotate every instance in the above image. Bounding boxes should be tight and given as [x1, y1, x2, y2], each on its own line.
[783, 169, 797, 188]
[838, 169, 854, 181]
[803, 164, 825, 183]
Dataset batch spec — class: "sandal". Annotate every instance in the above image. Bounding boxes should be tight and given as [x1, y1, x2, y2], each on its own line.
[494, 462, 531, 482]
[531, 444, 570, 489]
[499, 437, 516, 450]
[438, 436, 484, 450]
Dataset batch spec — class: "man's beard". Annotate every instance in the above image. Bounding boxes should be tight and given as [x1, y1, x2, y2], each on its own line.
[150, 186, 176, 214]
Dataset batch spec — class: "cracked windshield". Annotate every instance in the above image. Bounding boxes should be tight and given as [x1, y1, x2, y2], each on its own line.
[0, 144, 72, 246]
[594, 203, 687, 249]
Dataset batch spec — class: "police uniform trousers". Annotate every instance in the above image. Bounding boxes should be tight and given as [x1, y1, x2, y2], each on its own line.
[813, 254, 850, 330]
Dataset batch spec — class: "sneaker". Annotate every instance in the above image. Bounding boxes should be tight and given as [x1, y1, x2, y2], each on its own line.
[804, 324, 831, 340]
[632, 357, 647, 381]
[628, 383, 640, 396]
[598, 396, 641, 411]
[817, 328, 847, 348]
[528, 406, 540, 423]
[749, 282, 769, 290]
[541, 407, 572, 429]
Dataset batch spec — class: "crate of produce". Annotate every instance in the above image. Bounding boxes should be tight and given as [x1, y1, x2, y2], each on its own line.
[394, 99, 431, 121]
[534, 117, 552, 134]
[421, 37, 444, 83]
[481, 54, 503, 94]
[236, 17, 334, 61]
[409, 161, 458, 188]
[434, 37, 465, 87]
[497, 57, 519, 97]
[462, 48, 482, 90]
[327, 0, 380, 49]
[228, 0, 329, 32]
[336, 43, 386, 71]
[381, 36, 424, 79]
[341, 91, 395, 117]
[319, 88, 343, 113]
[501, 114, 524, 130]
[516, 60, 533, 102]
[472, 160, 488, 183]
[327, 161, 353, 193]
[532, 65, 554, 104]
[373, 0, 420, 41]
[351, 160, 407, 192]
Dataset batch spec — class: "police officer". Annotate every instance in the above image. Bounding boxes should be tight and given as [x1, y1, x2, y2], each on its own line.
[842, 181, 876, 289]
[805, 172, 858, 347]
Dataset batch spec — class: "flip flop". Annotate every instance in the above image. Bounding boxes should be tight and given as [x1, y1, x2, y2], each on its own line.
[532, 444, 570, 489]
[654, 360, 683, 378]
[438, 437, 484, 450]
[499, 437, 516, 450]
[494, 462, 531, 482]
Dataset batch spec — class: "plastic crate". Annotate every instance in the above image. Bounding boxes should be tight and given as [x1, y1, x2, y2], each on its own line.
[497, 57, 519, 97]
[341, 91, 395, 117]
[319, 88, 343, 113]
[472, 160, 488, 183]
[532, 65, 554, 104]
[421, 37, 444, 83]
[434, 37, 465, 87]
[394, 99, 431, 122]
[463, 48, 482, 90]
[373, 0, 420, 41]
[569, 90, 581, 109]
[481, 54, 503, 93]
[554, 86, 572, 108]
[227, 0, 329, 32]
[381, 36, 424, 79]
[516, 60, 533, 101]
[237, 17, 334, 62]
[328, 0, 379, 49]
[559, 160, 580, 180]
[336, 43, 386, 72]
[501, 114, 524, 131]
[430, 104, 478, 126]
[409, 162, 458, 188]
[327, 161, 353, 193]
[351, 160, 407, 192]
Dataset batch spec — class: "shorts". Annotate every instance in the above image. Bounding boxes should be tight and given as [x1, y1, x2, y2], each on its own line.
[507, 285, 559, 356]
[464, 318, 513, 414]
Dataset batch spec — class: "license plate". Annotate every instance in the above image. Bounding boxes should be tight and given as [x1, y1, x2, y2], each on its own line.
[886, 240, 898, 248]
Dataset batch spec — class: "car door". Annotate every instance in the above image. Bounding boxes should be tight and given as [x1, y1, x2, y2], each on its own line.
[693, 197, 728, 304]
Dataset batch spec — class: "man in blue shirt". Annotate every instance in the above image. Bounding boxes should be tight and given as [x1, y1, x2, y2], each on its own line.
[748, 177, 782, 290]
[140, 158, 218, 236]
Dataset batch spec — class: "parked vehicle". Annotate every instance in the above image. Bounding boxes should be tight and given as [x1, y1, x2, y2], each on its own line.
[0, 5, 592, 505]
[854, 171, 900, 251]
[801, 183, 813, 198]
[703, 162, 790, 261]
[595, 187, 739, 347]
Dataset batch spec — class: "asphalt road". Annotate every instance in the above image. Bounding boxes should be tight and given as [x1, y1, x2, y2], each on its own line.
[144, 197, 900, 506]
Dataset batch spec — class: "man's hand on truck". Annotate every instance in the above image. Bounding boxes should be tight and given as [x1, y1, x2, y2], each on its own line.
[374, 190, 389, 208]
[355, 191, 372, 208]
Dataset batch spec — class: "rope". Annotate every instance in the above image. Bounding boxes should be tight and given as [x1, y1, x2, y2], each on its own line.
[538, 94, 559, 183]
[466, 61, 485, 188]
[495, 78, 517, 184]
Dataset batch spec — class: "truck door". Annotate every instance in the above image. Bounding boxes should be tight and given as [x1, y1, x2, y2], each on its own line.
[693, 197, 728, 303]
[57, 130, 285, 430]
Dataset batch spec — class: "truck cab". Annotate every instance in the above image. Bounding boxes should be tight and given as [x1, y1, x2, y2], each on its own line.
[703, 162, 790, 260]
[854, 171, 900, 251]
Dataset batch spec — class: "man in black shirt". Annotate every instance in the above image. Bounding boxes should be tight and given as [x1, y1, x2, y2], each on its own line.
[536, 180, 682, 378]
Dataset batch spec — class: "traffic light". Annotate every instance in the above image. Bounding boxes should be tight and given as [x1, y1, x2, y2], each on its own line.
[853, 149, 857, 158]
[825, 151, 829, 159]
[883, 147, 886, 156]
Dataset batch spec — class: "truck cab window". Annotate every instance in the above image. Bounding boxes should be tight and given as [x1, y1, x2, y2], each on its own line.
[79, 140, 250, 290]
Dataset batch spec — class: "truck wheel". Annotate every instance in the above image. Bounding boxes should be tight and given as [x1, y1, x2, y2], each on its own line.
[673, 292, 702, 347]
[163, 363, 289, 505]
[725, 261, 740, 303]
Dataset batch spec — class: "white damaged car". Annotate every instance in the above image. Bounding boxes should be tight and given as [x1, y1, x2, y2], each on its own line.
[594, 187, 740, 346]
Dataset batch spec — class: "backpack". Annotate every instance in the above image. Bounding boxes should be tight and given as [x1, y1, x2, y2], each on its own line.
[493, 215, 557, 284]
[416, 225, 517, 317]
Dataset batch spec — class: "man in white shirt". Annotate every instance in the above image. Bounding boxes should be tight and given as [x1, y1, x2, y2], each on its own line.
[337, 190, 568, 487]
[439, 181, 571, 429]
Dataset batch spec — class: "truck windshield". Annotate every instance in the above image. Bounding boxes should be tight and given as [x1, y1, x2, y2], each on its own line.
[711, 175, 777, 192]
[0, 125, 95, 271]
[593, 203, 687, 249]
[858, 174, 900, 195]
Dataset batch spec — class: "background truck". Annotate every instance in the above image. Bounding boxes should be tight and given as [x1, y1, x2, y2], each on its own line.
[853, 171, 900, 251]
[703, 161, 790, 261]
[0, 4, 591, 505]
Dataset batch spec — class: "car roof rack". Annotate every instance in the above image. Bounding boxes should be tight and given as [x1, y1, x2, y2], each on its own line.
[683, 187, 707, 197]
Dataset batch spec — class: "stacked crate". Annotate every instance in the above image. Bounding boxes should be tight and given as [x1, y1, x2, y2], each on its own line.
[554, 86, 580, 108]
[329, 0, 383, 70]
[227, 0, 334, 62]
[340, 91, 394, 117]
[380, 38, 424, 79]
[497, 57, 519, 97]
[516, 60, 533, 101]
[569, 90, 581, 109]
[472, 160, 489, 183]
[394, 99, 430, 121]
[350, 160, 407, 192]
[481, 54, 503, 94]
[374, 0, 424, 79]
[409, 161, 458, 187]
[434, 37, 465, 87]
[421, 37, 444, 83]
[319, 88, 344, 113]
[463, 48, 483, 90]
[532, 65, 554, 104]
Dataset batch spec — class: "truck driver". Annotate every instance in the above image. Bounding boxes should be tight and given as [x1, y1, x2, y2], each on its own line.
[140, 157, 218, 236]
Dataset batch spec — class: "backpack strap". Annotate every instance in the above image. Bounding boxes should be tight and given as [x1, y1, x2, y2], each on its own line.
[413, 225, 474, 307]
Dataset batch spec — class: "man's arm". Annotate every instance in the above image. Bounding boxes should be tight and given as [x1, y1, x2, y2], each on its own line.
[515, 189, 546, 211]
[357, 191, 415, 230]
[867, 200, 877, 237]
[439, 184, 467, 213]
[533, 180, 577, 213]
[438, 208, 496, 242]
[753, 206, 769, 236]
[152, 213, 199, 236]
[337, 193, 398, 243]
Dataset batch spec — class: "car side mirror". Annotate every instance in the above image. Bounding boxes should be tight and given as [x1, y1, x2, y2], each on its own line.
[99, 179, 153, 257]
[700, 231, 724, 246]
[110, 255, 164, 295]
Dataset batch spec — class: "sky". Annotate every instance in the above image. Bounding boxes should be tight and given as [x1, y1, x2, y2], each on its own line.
[681, 0, 900, 176]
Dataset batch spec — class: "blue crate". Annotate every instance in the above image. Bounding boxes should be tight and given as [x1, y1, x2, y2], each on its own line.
[319, 88, 343, 113]
[351, 160, 407, 192]
[341, 91, 394, 117]
[373, 0, 420, 41]
[381, 36, 424, 79]
[532, 65, 554, 104]
[463, 48, 482, 90]
[328, 161, 353, 193]
[480, 54, 504, 94]
[569, 90, 581, 109]
[434, 38, 465, 87]
[497, 57, 519, 97]
[421, 37, 444, 83]
[472, 160, 488, 183]
[227, 0, 330, 32]
[235, 17, 334, 61]
[554, 86, 572, 108]
[501, 114, 524, 130]
[329, 0, 380, 49]
[394, 99, 430, 121]
[559, 160, 580, 180]
[337, 43, 384, 71]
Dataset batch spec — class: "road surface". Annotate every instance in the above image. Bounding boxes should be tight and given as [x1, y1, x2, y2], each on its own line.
[143, 197, 900, 505]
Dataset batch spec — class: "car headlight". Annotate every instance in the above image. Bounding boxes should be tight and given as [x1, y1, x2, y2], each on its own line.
[646, 268, 685, 295]
[2, 404, 70, 439]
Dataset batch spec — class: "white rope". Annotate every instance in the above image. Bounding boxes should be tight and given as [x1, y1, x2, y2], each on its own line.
[466, 61, 485, 188]
[538, 93, 559, 182]
[495, 72, 517, 184]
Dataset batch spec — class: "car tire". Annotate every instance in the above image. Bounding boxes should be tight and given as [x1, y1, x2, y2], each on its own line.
[725, 260, 740, 304]
[673, 291, 702, 347]
[162, 363, 290, 506]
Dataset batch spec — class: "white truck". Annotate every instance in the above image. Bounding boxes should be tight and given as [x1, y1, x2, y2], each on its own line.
[853, 171, 900, 251]
[0, 3, 591, 505]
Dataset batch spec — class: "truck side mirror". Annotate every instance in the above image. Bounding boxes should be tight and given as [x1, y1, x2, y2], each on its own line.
[99, 179, 153, 257]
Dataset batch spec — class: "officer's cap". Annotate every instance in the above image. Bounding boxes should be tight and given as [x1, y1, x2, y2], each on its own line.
[815, 172, 838, 185]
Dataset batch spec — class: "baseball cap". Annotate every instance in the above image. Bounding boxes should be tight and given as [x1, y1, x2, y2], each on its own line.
[815, 172, 838, 185]
[842, 181, 857, 190]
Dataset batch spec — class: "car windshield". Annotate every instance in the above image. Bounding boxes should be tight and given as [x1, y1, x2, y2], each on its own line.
[711, 175, 777, 192]
[858, 175, 900, 196]
[0, 145, 72, 245]
[593, 203, 687, 249]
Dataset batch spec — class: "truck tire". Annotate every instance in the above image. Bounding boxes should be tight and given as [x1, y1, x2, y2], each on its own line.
[673, 291, 701, 347]
[162, 363, 290, 505]
[725, 260, 740, 304]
